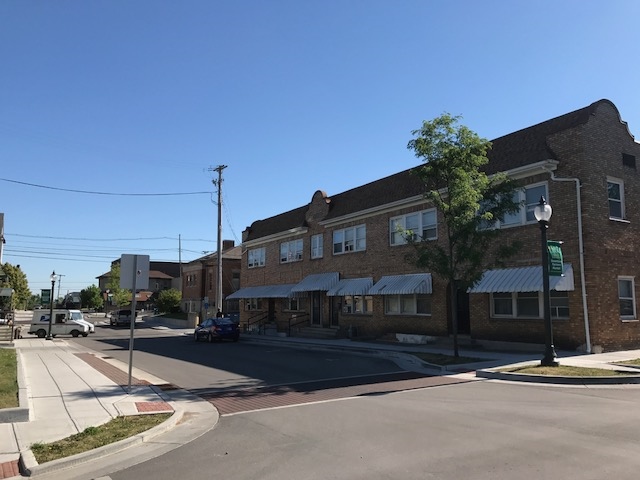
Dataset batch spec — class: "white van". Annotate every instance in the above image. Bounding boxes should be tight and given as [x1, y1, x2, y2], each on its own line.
[29, 309, 92, 338]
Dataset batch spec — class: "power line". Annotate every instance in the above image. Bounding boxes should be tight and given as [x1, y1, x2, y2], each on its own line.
[0, 178, 212, 196]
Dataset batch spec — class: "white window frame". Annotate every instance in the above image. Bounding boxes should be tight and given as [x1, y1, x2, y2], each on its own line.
[491, 291, 570, 319]
[618, 276, 636, 320]
[390, 209, 437, 245]
[311, 234, 323, 259]
[248, 247, 266, 268]
[280, 239, 303, 263]
[283, 297, 300, 311]
[333, 225, 366, 254]
[498, 183, 548, 228]
[607, 177, 625, 220]
[342, 295, 373, 314]
[383, 294, 431, 315]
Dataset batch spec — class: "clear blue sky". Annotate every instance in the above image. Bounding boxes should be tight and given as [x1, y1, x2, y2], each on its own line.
[1, 1, 639, 296]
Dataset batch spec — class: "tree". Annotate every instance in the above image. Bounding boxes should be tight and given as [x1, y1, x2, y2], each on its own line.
[80, 285, 104, 310]
[157, 289, 182, 313]
[0, 263, 31, 311]
[406, 114, 522, 357]
[106, 263, 132, 307]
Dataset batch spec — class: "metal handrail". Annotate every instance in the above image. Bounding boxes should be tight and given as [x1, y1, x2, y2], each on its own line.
[288, 312, 310, 337]
[245, 312, 269, 334]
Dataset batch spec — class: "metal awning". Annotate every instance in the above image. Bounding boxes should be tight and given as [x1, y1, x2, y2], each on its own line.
[368, 274, 432, 295]
[326, 278, 373, 297]
[226, 284, 296, 299]
[291, 272, 340, 293]
[468, 264, 575, 293]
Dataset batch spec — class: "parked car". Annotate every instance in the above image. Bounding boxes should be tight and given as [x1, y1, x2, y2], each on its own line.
[110, 309, 138, 327]
[194, 317, 240, 342]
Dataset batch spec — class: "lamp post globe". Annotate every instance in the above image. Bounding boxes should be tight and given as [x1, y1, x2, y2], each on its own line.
[534, 196, 558, 367]
[46, 271, 57, 340]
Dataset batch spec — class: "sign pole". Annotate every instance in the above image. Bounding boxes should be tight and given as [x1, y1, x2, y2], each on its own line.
[127, 255, 138, 394]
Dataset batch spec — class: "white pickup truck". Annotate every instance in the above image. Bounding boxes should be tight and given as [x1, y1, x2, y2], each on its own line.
[29, 309, 91, 338]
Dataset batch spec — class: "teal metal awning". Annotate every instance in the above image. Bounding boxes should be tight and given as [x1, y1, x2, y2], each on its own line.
[291, 272, 340, 293]
[326, 278, 373, 296]
[369, 274, 432, 295]
[226, 284, 296, 299]
[468, 264, 575, 293]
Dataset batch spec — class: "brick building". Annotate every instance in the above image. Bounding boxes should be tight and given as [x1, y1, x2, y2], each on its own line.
[181, 240, 241, 319]
[230, 100, 640, 352]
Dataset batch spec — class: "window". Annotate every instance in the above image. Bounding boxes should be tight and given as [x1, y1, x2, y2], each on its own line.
[245, 298, 262, 311]
[333, 225, 366, 254]
[248, 247, 265, 268]
[608, 178, 625, 220]
[280, 239, 303, 263]
[390, 209, 437, 245]
[492, 291, 570, 319]
[497, 183, 548, 227]
[618, 277, 636, 320]
[284, 297, 300, 311]
[311, 234, 323, 259]
[384, 294, 431, 315]
[343, 295, 373, 314]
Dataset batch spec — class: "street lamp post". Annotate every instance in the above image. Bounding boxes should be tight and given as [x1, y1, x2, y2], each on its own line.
[46, 271, 58, 340]
[533, 196, 558, 367]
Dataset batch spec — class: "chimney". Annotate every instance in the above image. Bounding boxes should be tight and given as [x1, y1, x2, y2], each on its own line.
[222, 240, 235, 251]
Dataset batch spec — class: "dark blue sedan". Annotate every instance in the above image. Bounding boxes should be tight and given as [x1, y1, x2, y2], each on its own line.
[194, 317, 240, 343]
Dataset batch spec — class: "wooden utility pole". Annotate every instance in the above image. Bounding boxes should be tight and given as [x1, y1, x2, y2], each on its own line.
[209, 165, 227, 315]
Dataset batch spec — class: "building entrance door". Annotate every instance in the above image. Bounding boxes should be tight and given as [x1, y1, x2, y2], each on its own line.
[311, 292, 322, 326]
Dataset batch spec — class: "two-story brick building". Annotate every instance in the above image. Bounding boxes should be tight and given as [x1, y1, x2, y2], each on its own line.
[230, 99, 640, 352]
[181, 240, 242, 319]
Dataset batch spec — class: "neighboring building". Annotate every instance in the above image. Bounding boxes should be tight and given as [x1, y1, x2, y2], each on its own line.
[230, 99, 640, 352]
[96, 260, 181, 312]
[181, 240, 242, 319]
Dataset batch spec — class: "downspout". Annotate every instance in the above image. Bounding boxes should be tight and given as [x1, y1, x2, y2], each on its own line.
[544, 168, 592, 353]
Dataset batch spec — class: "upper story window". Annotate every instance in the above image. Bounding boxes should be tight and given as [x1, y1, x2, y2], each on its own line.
[618, 277, 636, 320]
[608, 178, 625, 220]
[333, 225, 366, 254]
[498, 183, 548, 227]
[248, 247, 266, 268]
[280, 239, 303, 263]
[390, 209, 437, 245]
[311, 234, 323, 259]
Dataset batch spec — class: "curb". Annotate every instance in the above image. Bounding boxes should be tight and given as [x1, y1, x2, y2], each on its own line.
[20, 405, 184, 477]
[476, 369, 640, 384]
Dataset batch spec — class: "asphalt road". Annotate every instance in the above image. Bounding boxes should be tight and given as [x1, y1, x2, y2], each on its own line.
[63, 317, 640, 480]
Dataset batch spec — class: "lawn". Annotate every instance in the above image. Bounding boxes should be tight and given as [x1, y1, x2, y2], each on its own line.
[0, 348, 18, 409]
[31, 414, 172, 463]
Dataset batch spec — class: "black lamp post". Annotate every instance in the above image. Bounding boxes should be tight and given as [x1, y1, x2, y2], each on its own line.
[533, 196, 558, 366]
[46, 271, 57, 340]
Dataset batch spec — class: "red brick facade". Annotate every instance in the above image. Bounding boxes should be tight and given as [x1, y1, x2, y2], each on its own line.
[238, 100, 640, 352]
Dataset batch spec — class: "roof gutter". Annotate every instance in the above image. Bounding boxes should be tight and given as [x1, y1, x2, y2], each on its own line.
[543, 165, 592, 353]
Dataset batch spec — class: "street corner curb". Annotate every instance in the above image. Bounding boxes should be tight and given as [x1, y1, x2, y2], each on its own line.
[19, 409, 183, 478]
[475, 368, 640, 384]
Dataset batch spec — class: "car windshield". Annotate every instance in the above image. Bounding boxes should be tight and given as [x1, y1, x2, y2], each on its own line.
[69, 312, 83, 320]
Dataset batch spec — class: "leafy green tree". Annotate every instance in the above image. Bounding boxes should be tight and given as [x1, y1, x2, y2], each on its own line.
[106, 263, 132, 307]
[157, 289, 182, 313]
[406, 113, 522, 356]
[0, 263, 31, 310]
[80, 285, 104, 310]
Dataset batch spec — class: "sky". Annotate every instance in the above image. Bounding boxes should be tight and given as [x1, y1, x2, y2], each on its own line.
[1, 1, 639, 297]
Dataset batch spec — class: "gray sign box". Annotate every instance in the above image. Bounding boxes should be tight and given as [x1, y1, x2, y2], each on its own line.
[119, 254, 150, 290]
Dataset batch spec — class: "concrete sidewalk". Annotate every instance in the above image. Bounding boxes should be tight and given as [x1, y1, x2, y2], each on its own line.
[0, 338, 218, 479]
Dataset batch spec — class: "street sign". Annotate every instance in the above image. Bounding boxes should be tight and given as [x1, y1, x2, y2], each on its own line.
[41, 289, 51, 304]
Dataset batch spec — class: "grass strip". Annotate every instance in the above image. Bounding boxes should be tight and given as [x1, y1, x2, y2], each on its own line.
[502, 365, 634, 376]
[31, 413, 172, 464]
[0, 348, 18, 409]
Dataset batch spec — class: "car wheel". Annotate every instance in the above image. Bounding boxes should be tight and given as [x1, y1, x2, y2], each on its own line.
[207, 333, 214, 343]
[71, 330, 80, 338]
[82, 333, 88, 337]
[194, 332, 199, 342]
[36, 329, 46, 338]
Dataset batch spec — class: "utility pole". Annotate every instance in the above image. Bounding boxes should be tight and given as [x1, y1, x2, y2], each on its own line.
[57, 274, 66, 304]
[209, 165, 227, 315]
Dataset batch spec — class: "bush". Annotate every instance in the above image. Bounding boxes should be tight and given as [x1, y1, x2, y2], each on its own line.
[157, 289, 182, 313]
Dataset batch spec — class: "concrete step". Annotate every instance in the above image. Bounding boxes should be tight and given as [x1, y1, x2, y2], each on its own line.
[294, 326, 339, 340]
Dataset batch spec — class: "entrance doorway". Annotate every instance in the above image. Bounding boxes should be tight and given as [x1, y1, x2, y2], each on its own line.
[311, 292, 323, 326]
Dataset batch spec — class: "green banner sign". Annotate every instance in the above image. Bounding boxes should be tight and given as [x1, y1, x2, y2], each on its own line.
[41, 289, 51, 304]
[547, 241, 564, 277]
